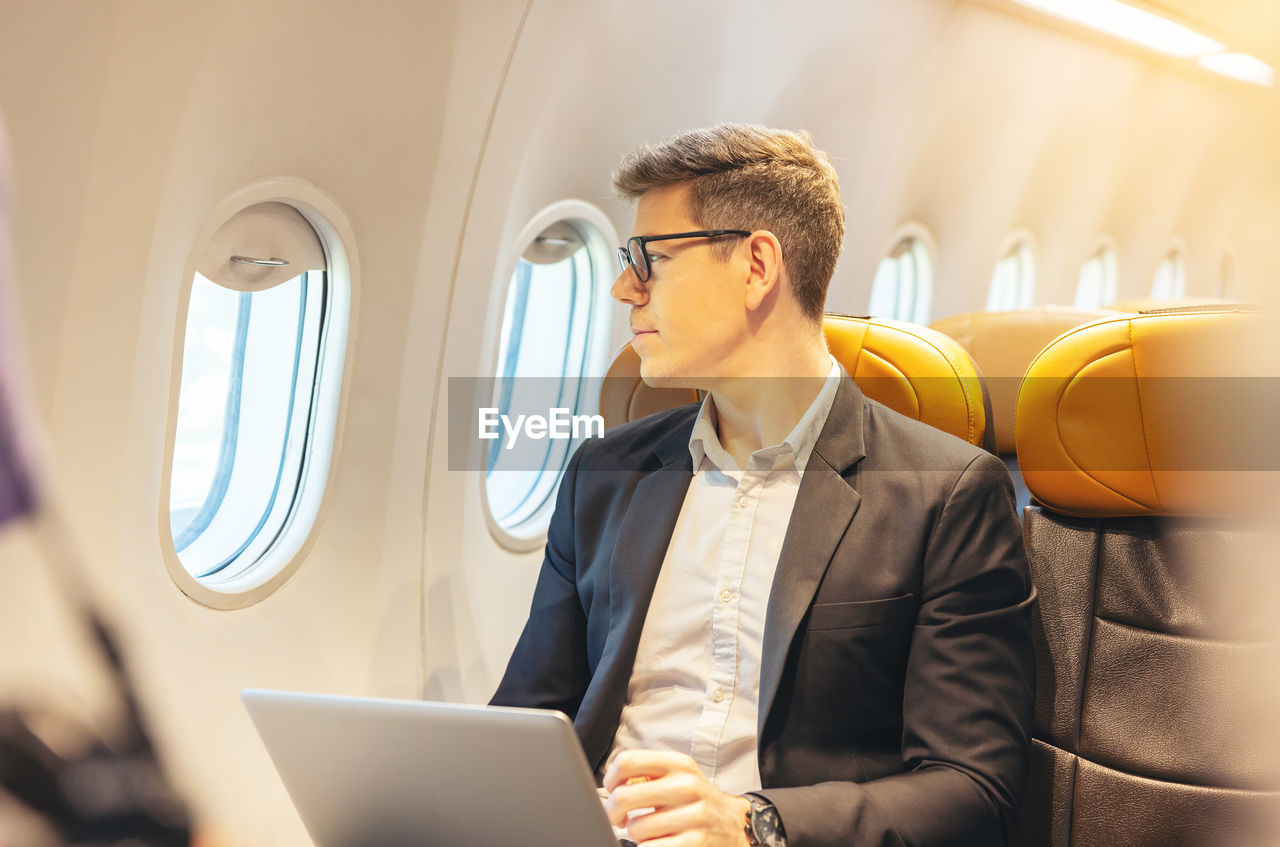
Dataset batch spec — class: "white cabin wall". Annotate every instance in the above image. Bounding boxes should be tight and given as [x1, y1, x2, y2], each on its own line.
[1238, 152, 1280, 308]
[0, 3, 117, 409]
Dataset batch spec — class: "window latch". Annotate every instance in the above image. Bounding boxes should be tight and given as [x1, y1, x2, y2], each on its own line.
[230, 255, 290, 267]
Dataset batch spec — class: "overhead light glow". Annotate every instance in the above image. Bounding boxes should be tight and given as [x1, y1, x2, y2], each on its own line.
[1012, 0, 1224, 57]
[1198, 53, 1275, 87]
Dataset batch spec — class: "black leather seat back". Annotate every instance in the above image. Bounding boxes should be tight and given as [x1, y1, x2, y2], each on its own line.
[1017, 511, 1278, 846]
[1013, 309, 1280, 846]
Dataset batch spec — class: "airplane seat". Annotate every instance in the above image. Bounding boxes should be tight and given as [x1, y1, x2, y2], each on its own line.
[930, 306, 1117, 512]
[601, 312, 994, 450]
[1012, 306, 1280, 847]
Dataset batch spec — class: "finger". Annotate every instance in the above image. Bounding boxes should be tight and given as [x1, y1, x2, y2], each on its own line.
[605, 772, 701, 823]
[603, 749, 684, 789]
[624, 801, 708, 844]
[633, 832, 699, 847]
[603, 749, 699, 790]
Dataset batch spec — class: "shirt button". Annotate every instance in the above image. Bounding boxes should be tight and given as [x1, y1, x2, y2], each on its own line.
[719, 589, 733, 603]
[736, 495, 749, 508]
[712, 688, 726, 703]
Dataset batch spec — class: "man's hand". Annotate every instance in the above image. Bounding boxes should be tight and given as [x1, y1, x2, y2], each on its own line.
[602, 750, 752, 846]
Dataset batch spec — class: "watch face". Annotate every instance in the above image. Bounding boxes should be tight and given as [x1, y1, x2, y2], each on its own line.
[748, 796, 785, 846]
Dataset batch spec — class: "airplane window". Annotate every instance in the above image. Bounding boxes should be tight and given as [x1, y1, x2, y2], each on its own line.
[485, 218, 608, 537]
[166, 200, 346, 596]
[1075, 245, 1118, 308]
[869, 236, 933, 323]
[987, 238, 1036, 311]
[1151, 250, 1187, 300]
[1220, 249, 1237, 298]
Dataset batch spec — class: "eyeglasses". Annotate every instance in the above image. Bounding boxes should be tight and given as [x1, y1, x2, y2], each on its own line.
[616, 230, 751, 283]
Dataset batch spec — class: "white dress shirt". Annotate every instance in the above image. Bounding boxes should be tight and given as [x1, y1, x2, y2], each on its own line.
[605, 357, 842, 794]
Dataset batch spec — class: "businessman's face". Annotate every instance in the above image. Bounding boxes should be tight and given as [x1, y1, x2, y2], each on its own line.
[611, 183, 751, 388]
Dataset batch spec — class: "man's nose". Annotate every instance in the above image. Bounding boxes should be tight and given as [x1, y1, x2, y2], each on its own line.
[610, 265, 648, 306]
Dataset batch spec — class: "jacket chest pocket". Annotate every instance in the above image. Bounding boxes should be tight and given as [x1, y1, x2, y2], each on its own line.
[793, 593, 917, 737]
[807, 592, 916, 631]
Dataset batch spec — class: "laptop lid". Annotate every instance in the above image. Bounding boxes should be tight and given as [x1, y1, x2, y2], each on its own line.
[242, 689, 620, 847]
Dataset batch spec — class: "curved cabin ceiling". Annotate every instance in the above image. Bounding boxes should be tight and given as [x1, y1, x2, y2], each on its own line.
[984, 0, 1280, 79]
[1147, 0, 1280, 66]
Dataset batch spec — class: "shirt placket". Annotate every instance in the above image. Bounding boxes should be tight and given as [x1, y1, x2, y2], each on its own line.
[689, 467, 762, 778]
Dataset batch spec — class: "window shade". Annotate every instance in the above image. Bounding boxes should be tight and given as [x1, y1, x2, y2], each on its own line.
[522, 221, 583, 265]
[197, 202, 326, 291]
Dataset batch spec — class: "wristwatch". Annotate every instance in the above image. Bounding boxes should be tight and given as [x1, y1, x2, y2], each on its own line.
[743, 792, 786, 846]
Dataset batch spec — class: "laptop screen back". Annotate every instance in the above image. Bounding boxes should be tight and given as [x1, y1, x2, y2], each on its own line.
[242, 689, 619, 847]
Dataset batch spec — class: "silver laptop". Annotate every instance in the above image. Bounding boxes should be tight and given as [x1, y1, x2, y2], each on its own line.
[242, 689, 623, 847]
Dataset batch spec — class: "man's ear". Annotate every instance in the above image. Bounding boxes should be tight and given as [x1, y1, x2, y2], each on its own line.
[743, 230, 784, 312]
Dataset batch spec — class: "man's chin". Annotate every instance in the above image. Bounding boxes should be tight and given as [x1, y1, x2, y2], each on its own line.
[638, 362, 700, 390]
[640, 374, 696, 389]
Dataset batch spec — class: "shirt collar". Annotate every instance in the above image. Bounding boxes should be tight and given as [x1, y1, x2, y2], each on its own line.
[688, 355, 842, 474]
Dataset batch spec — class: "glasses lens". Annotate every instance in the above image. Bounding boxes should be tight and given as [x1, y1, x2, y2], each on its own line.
[628, 239, 649, 282]
[617, 247, 630, 274]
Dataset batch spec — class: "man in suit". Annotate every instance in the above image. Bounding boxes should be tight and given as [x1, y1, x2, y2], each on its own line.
[492, 124, 1035, 847]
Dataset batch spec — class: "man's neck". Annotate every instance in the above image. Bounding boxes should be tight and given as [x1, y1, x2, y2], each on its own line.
[705, 337, 833, 469]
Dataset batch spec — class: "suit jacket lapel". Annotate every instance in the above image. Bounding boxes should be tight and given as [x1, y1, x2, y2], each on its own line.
[580, 424, 693, 769]
[606, 448, 692, 635]
[758, 377, 868, 737]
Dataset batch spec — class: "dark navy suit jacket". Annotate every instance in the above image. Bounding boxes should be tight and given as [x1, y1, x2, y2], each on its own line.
[492, 376, 1035, 847]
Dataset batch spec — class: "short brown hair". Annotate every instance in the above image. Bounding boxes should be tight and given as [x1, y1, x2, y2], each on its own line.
[612, 124, 844, 322]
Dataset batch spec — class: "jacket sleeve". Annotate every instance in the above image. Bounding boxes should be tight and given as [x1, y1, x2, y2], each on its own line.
[489, 443, 593, 717]
[758, 451, 1037, 847]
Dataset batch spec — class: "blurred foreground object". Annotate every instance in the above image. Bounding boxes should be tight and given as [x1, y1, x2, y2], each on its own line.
[0, 614, 193, 847]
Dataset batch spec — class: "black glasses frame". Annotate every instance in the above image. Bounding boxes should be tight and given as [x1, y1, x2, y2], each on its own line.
[616, 230, 751, 282]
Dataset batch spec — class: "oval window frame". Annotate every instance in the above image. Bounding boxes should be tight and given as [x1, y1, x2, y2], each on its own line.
[158, 178, 358, 609]
[1074, 236, 1119, 309]
[1150, 238, 1188, 300]
[480, 200, 619, 553]
[988, 228, 1038, 311]
[868, 222, 936, 324]
[1220, 245, 1238, 299]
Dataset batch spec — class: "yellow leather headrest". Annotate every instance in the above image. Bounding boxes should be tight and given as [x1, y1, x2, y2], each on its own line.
[931, 307, 1116, 453]
[600, 313, 989, 448]
[1015, 307, 1273, 517]
[824, 314, 988, 447]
